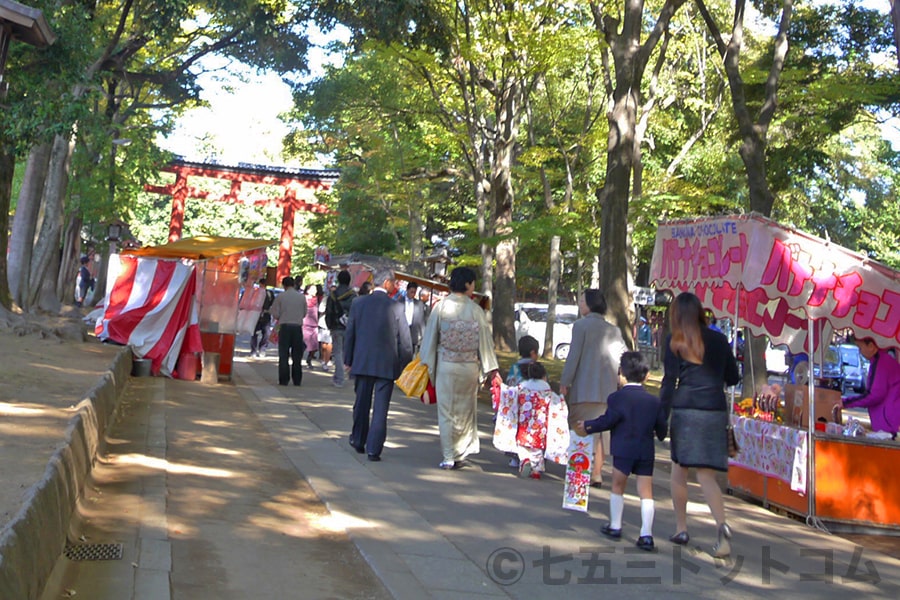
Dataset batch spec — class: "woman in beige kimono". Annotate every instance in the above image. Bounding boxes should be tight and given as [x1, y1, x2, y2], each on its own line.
[420, 267, 501, 470]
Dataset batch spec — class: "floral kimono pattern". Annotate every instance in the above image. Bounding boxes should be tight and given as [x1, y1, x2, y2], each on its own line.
[438, 319, 480, 363]
[492, 382, 569, 467]
[493, 384, 519, 453]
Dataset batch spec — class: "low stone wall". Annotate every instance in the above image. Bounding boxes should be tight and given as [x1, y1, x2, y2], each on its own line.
[0, 347, 132, 599]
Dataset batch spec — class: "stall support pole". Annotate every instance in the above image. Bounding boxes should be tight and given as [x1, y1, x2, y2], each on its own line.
[806, 314, 817, 525]
[729, 285, 741, 406]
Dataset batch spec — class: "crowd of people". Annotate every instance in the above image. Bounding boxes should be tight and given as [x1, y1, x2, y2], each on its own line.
[254, 268, 744, 557]
[495, 289, 739, 555]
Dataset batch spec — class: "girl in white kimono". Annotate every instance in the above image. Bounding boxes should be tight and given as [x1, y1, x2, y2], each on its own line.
[492, 363, 570, 480]
[420, 267, 500, 470]
[514, 362, 569, 479]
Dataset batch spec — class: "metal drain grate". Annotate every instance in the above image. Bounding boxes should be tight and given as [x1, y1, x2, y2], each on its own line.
[64, 543, 124, 561]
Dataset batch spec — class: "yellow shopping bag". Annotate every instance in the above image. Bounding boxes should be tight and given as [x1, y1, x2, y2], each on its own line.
[396, 356, 429, 398]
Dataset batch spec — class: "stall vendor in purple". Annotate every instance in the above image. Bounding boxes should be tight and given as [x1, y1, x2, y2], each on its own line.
[843, 336, 900, 437]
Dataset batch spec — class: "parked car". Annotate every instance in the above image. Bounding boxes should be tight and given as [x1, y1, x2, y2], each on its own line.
[838, 343, 868, 394]
[811, 345, 844, 391]
[514, 303, 579, 360]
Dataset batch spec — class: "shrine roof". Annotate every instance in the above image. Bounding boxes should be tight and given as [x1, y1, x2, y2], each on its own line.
[167, 156, 340, 183]
[0, 0, 56, 47]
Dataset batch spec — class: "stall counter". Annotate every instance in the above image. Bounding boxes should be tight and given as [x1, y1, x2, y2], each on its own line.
[815, 435, 900, 528]
[729, 417, 900, 530]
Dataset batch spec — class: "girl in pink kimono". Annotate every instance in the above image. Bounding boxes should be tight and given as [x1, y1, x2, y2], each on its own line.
[303, 285, 320, 367]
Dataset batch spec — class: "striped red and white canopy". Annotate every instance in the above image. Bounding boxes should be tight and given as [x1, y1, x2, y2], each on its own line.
[96, 256, 202, 377]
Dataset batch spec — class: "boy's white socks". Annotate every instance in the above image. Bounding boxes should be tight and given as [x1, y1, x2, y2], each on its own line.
[609, 493, 624, 529]
[640, 498, 655, 537]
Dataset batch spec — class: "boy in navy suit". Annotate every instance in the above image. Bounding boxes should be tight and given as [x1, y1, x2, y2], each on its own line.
[575, 351, 667, 551]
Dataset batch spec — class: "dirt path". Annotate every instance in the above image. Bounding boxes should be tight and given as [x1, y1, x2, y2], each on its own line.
[1, 320, 390, 599]
[0, 324, 122, 528]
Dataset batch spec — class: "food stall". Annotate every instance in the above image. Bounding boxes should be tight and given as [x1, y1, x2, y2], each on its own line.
[649, 213, 900, 532]
[98, 236, 274, 380]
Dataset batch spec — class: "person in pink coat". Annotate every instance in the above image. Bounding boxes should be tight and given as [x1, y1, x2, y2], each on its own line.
[843, 336, 900, 437]
[303, 285, 320, 367]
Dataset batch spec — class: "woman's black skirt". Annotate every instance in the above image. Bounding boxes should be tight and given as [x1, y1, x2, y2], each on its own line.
[670, 408, 728, 471]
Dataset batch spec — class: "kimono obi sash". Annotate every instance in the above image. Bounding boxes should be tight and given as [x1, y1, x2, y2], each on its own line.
[438, 319, 480, 362]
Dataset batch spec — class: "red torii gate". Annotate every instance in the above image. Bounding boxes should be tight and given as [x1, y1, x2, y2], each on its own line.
[145, 157, 340, 282]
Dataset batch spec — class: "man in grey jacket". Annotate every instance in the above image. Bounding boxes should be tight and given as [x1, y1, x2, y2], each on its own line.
[344, 269, 413, 461]
[560, 289, 627, 487]
[270, 276, 308, 386]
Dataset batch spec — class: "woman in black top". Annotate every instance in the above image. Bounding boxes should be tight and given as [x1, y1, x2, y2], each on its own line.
[660, 292, 741, 558]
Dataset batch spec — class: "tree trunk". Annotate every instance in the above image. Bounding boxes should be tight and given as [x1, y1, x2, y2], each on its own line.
[409, 194, 424, 274]
[491, 176, 517, 351]
[8, 143, 51, 307]
[745, 334, 767, 399]
[38, 241, 63, 313]
[475, 137, 493, 315]
[739, 136, 775, 215]
[592, 0, 684, 347]
[596, 4, 641, 349]
[491, 80, 520, 353]
[58, 214, 82, 305]
[597, 169, 634, 348]
[26, 134, 72, 311]
[543, 235, 562, 359]
[539, 159, 564, 359]
[892, 0, 900, 71]
[0, 142, 13, 310]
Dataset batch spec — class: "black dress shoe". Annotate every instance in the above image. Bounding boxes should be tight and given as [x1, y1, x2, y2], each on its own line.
[600, 523, 622, 540]
[636, 536, 655, 551]
[367, 454, 381, 462]
[348, 437, 365, 454]
[669, 531, 690, 545]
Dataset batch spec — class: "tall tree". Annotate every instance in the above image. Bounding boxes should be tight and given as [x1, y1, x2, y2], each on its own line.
[287, 45, 469, 263]
[696, 0, 792, 217]
[8, 0, 313, 312]
[314, 0, 580, 350]
[589, 0, 687, 346]
[693, 0, 898, 391]
[691, 0, 791, 393]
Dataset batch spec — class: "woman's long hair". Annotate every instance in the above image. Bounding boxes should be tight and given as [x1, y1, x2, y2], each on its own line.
[669, 292, 706, 364]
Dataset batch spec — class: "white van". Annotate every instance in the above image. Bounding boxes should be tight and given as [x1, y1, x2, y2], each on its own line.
[514, 303, 580, 360]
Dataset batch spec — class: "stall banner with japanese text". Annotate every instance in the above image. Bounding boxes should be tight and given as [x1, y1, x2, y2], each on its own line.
[649, 214, 900, 353]
[730, 416, 808, 493]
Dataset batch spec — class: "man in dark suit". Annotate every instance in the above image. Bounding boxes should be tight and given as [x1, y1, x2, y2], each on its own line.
[400, 281, 427, 353]
[344, 268, 413, 461]
[575, 351, 667, 551]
